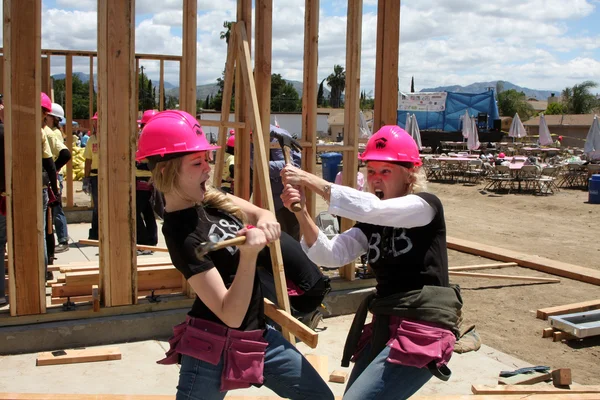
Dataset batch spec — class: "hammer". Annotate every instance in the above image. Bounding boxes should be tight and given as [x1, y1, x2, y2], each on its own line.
[270, 129, 303, 212]
[195, 233, 246, 260]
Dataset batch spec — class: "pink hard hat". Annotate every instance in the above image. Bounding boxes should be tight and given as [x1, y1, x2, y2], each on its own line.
[498, 153, 505, 159]
[140, 110, 158, 126]
[229, 129, 235, 135]
[136, 110, 219, 162]
[41, 92, 52, 112]
[92, 112, 98, 120]
[358, 125, 422, 166]
[227, 134, 235, 147]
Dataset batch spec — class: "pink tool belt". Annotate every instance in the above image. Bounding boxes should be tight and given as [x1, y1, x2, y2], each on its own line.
[352, 316, 456, 370]
[157, 316, 268, 392]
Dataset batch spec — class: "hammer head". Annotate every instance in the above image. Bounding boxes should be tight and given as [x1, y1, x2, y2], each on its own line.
[270, 128, 302, 153]
[195, 233, 221, 260]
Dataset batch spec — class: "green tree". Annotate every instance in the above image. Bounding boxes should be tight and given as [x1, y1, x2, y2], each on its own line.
[410, 76, 415, 93]
[326, 65, 345, 109]
[271, 74, 300, 112]
[561, 81, 598, 114]
[545, 102, 566, 115]
[138, 70, 155, 111]
[497, 89, 534, 120]
[220, 21, 234, 44]
[317, 79, 325, 106]
[53, 74, 97, 119]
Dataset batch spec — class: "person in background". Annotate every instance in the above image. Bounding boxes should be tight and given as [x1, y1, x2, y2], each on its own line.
[495, 153, 510, 167]
[135, 110, 159, 253]
[40, 93, 60, 280]
[221, 134, 235, 194]
[0, 94, 6, 305]
[554, 135, 563, 148]
[83, 112, 99, 240]
[46, 103, 72, 253]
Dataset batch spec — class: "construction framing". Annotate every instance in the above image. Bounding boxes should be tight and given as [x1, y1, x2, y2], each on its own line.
[0, 0, 402, 342]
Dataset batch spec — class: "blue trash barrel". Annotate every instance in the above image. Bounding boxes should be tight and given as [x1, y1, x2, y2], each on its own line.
[589, 174, 600, 204]
[320, 152, 343, 183]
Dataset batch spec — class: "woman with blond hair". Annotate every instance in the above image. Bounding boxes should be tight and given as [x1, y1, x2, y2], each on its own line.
[281, 125, 462, 400]
[136, 110, 333, 400]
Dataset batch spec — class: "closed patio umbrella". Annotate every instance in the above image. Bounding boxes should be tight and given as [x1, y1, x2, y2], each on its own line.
[461, 110, 471, 140]
[538, 113, 554, 146]
[508, 113, 527, 139]
[584, 115, 600, 159]
[411, 114, 422, 150]
[467, 116, 480, 150]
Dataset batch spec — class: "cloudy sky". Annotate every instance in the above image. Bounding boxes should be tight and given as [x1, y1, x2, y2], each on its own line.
[2, 0, 599, 95]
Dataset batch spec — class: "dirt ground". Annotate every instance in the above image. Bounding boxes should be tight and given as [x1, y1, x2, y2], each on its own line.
[315, 166, 600, 385]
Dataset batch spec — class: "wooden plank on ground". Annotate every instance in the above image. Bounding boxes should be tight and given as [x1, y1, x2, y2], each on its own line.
[498, 371, 552, 385]
[4, 0, 46, 317]
[472, 385, 600, 395]
[329, 370, 348, 384]
[537, 299, 600, 320]
[305, 354, 328, 381]
[263, 299, 317, 349]
[542, 327, 555, 338]
[552, 369, 572, 386]
[449, 262, 518, 271]
[449, 271, 560, 283]
[36, 347, 121, 366]
[447, 236, 600, 286]
[553, 330, 577, 342]
[2, 395, 600, 400]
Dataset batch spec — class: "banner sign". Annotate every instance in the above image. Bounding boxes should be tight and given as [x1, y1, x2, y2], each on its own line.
[398, 92, 447, 112]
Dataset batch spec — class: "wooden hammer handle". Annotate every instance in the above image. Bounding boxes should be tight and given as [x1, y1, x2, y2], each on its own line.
[212, 236, 247, 251]
[282, 147, 303, 213]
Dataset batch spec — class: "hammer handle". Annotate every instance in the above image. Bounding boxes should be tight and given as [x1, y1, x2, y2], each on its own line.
[212, 236, 247, 251]
[282, 147, 303, 213]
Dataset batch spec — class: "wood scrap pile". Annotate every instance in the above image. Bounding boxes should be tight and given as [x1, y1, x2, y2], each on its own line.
[538, 299, 600, 342]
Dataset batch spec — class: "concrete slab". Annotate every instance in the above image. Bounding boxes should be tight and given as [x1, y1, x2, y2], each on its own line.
[0, 314, 531, 398]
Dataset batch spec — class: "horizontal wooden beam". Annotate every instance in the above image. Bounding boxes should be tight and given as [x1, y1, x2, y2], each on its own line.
[447, 236, 600, 286]
[59, 258, 174, 273]
[472, 385, 600, 395]
[78, 239, 168, 253]
[0, 48, 182, 61]
[50, 288, 183, 305]
[537, 299, 600, 320]
[449, 271, 560, 283]
[198, 119, 247, 129]
[36, 347, 121, 366]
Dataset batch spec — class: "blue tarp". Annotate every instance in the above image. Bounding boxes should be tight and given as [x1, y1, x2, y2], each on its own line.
[398, 91, 500, 132]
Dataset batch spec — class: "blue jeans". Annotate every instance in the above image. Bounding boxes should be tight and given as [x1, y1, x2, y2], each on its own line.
[89, 176, 98, 240]
[176, 325, 333, 400]
[343, 343, 433, 400]
[52, 174, 68, 243]
[42, 188, 48, 271]
[0, 214, 6, 298]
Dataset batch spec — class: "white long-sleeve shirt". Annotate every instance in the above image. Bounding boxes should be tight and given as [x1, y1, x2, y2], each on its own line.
[301, 184, 435, 268]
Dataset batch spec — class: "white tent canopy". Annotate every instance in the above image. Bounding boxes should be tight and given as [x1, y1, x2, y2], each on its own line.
[508, 113, 527, 139]
[538, 113, 554, 146]
[584, 115, 600, 159]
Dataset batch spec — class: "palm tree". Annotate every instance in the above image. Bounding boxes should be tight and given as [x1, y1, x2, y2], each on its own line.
[562, 81, 598, 114]
[220, 21, 233, 44]
[326, 65, 346, 108]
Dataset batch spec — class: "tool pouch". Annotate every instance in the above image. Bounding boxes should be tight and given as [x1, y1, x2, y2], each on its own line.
[220, 329, 268, 391]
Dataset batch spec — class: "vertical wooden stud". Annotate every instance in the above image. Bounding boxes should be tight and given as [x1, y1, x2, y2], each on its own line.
[181, 0, 197, 116]
[159, 59, 165, 111]
[97, 0, 137, 306]
[3, 0, 46, 316]
[373, 0, 400, 131]
[41, 56, 51, 99]
[302, 0, 319, 218]
[339, 0, 362, 281]
[65, 55, 74, 208]
[233, 0, 252, 201]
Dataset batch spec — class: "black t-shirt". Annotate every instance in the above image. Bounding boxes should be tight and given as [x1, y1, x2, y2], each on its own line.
[355, 192, 449, 298]
[162, 205, 264, 330]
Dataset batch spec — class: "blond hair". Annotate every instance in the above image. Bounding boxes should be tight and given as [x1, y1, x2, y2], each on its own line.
[409, 167, 428, 194]
[150, 156, 247, 222]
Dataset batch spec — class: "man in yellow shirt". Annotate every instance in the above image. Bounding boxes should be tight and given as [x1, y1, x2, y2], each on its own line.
[221, 134, 235, 193]
[83, 112, 99, 240]
[46, 103, 72, 253]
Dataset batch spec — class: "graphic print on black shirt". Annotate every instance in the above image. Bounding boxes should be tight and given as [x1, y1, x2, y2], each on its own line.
[162, 206, 264, 330]
[354, 192, 449, 297]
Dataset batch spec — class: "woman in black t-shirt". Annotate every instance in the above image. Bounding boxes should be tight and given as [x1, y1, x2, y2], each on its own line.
[136, 110, 333, 400]
[280, 126, 462, 400]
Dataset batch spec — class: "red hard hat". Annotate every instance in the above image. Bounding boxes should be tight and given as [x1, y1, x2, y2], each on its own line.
[140, 110, 158, 125]
[229, 129, 235, 135]
[359, 125, 422, 166]
[498, 152, 506, 158]
[41, 92, 52, 112]
[227, 134, 235, 147]
[558, 136, 563, 141]
[136, 110, 219, 162]
[92, 112, 98, 120]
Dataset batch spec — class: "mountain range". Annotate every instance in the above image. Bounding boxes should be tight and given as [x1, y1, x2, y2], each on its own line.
[420, 81, 559, 100]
